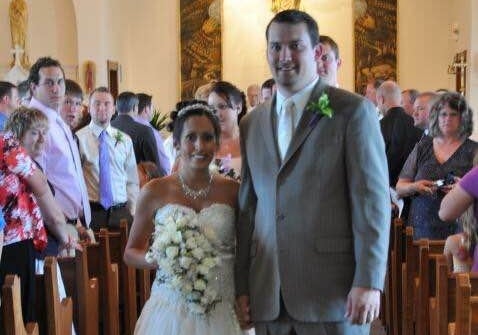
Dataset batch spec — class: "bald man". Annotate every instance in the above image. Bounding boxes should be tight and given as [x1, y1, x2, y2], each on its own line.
[378, 81, 422, 186]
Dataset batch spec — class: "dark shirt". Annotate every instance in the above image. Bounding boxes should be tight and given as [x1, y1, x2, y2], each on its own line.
[380, 106, 422, 186]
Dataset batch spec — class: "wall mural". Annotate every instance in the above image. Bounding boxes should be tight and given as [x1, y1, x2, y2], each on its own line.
[180, 0, 221, 99]
[354, 0, 397, 94]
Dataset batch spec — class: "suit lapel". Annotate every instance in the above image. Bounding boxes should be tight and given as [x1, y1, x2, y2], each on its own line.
[260, 97, 280, 168]
[281, 79, 328, 167]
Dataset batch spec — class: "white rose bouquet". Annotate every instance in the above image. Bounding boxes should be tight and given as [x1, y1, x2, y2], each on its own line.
[145, 209, 221, 315]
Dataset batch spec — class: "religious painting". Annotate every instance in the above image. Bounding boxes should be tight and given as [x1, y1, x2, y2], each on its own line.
[271, 0, 301, 13]
[354, 0, 397, 94]
[180, 0, 222, 99]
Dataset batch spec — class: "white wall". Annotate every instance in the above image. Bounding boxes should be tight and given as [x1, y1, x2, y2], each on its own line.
[397, 0, 455, 91]
[222, 0, 354, 92]
[469, 0, 478, 137]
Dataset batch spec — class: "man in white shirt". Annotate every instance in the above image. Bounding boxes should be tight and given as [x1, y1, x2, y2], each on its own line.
[77, 87, 139, 230]
[412, 91, 438, 136]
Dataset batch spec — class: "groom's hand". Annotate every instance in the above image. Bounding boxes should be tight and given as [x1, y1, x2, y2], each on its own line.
[235, 295, 253, 330]
[345, 287, 380, 325]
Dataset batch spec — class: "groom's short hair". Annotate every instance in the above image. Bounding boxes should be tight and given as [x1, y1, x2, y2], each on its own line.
[266, 9, 320, 46]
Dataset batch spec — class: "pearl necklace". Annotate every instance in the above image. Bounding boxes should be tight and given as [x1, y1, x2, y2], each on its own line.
[178, 173, 213, 200]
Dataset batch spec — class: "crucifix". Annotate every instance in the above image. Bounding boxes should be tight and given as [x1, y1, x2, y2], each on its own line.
[447, 50, 467, 95]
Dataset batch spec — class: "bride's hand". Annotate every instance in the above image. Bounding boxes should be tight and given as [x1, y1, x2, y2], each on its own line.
[235, 295, 253, 330]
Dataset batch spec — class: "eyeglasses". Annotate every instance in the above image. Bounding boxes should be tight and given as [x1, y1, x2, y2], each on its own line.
[212, 103, 231, 111]
[438, 111, 460, 118]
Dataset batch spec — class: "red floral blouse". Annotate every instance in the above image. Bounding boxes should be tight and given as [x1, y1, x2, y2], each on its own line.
[0, 132, 47, 251]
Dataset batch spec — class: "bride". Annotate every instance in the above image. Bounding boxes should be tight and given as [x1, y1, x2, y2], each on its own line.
[124, 100, 245, 334]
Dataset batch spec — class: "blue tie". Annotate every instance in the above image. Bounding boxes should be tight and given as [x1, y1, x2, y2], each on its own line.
[99, 130, 113, 209]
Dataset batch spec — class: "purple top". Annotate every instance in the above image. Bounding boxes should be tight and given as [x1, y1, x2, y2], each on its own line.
[459, 166, 478, 271]
[29, 98, 91, 226]
[133, 117, 171, 175]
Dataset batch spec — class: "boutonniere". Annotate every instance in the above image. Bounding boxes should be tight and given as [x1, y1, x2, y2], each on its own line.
[114, 131, 124, 147]
[307, 92, 333, 127]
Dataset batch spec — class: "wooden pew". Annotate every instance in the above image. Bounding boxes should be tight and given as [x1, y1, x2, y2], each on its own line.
[388, 218, 404, 335]
[35, 257, 73, 335]
[413, 240, 445, 335]
[87, 230, 120, 335]
[400, 226, 445, 335]
[429, 255, 478, 335]
[104, 221, 138, 335]
[401, 226, 416, 335]
[1, 275, 39, 335]
[58, 247, 99, 335]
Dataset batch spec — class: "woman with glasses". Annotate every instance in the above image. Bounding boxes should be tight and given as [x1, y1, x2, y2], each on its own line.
[207, 81, 246, 180]
[396, 92, 478, 240]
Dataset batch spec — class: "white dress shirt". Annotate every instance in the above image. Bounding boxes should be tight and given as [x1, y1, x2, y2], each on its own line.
[275, 77, 319, 131]
[76, 122, 139, 215]
[30, 97, 91, 226]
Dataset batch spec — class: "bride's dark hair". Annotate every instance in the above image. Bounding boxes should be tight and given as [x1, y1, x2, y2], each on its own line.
[168, 99, 221, 147]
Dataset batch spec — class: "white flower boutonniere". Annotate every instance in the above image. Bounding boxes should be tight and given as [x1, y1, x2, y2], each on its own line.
[114, 131, 124, 147]
[307, 92, 334, 127]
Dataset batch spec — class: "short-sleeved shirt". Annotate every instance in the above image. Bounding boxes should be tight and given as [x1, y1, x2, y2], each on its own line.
[399, 136, 478, 239]
[0, 132, 47, 250]
[460, 166, 478, 221]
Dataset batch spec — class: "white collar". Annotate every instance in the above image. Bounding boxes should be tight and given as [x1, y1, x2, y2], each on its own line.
[275, 77, 319, 116]
[88, 121, 114, 138]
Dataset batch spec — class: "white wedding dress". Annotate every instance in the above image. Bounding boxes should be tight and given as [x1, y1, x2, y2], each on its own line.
[134, 203, 246, 335]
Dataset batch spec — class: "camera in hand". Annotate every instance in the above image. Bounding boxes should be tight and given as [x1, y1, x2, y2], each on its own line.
[434, 172, 455, 188]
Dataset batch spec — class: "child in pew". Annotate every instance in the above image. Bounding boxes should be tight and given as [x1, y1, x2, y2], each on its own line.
[440, 164, 478, 272]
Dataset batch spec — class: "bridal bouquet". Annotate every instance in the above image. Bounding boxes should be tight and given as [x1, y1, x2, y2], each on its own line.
[145, 210, 221, 315]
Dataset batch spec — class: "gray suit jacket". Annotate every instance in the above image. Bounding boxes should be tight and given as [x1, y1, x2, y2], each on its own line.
[235, 79, 391, 323]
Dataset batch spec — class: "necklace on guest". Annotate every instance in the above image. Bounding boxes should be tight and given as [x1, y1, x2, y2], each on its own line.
[178, 173, 213, 200]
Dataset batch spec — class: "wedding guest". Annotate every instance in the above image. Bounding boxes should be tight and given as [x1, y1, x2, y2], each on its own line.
[112, 91, 162, 172]
[317, 35, 341, 87]
[60, 79, 83, 131]
[260, 78, 275, 103]
[397, 92, 478, 240]
[28, 57, 92, 235]
[77, 87, 139, 230]
[125, 100, 242, 334]
[401, 89, 419, 117]
[440, 164, 478, 272]
[208, 81, 243, 177]
[378, 80, 422, 186]
[0, 130, 72, 325]
[0, 81, 19, 130]
[246, 84, 260, 110]
[135, 93, 170, 175]
[5, 106, 76, 260]
[412, 91, 438, 135]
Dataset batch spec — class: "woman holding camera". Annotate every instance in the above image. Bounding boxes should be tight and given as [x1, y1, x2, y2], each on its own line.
[396, 92, 478, 240]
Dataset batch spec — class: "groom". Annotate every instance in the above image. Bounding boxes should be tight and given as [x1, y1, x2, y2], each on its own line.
[235, 10, 391, 335]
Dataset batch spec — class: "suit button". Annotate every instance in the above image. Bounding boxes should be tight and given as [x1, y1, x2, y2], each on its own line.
[276, 214, 285, 221]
